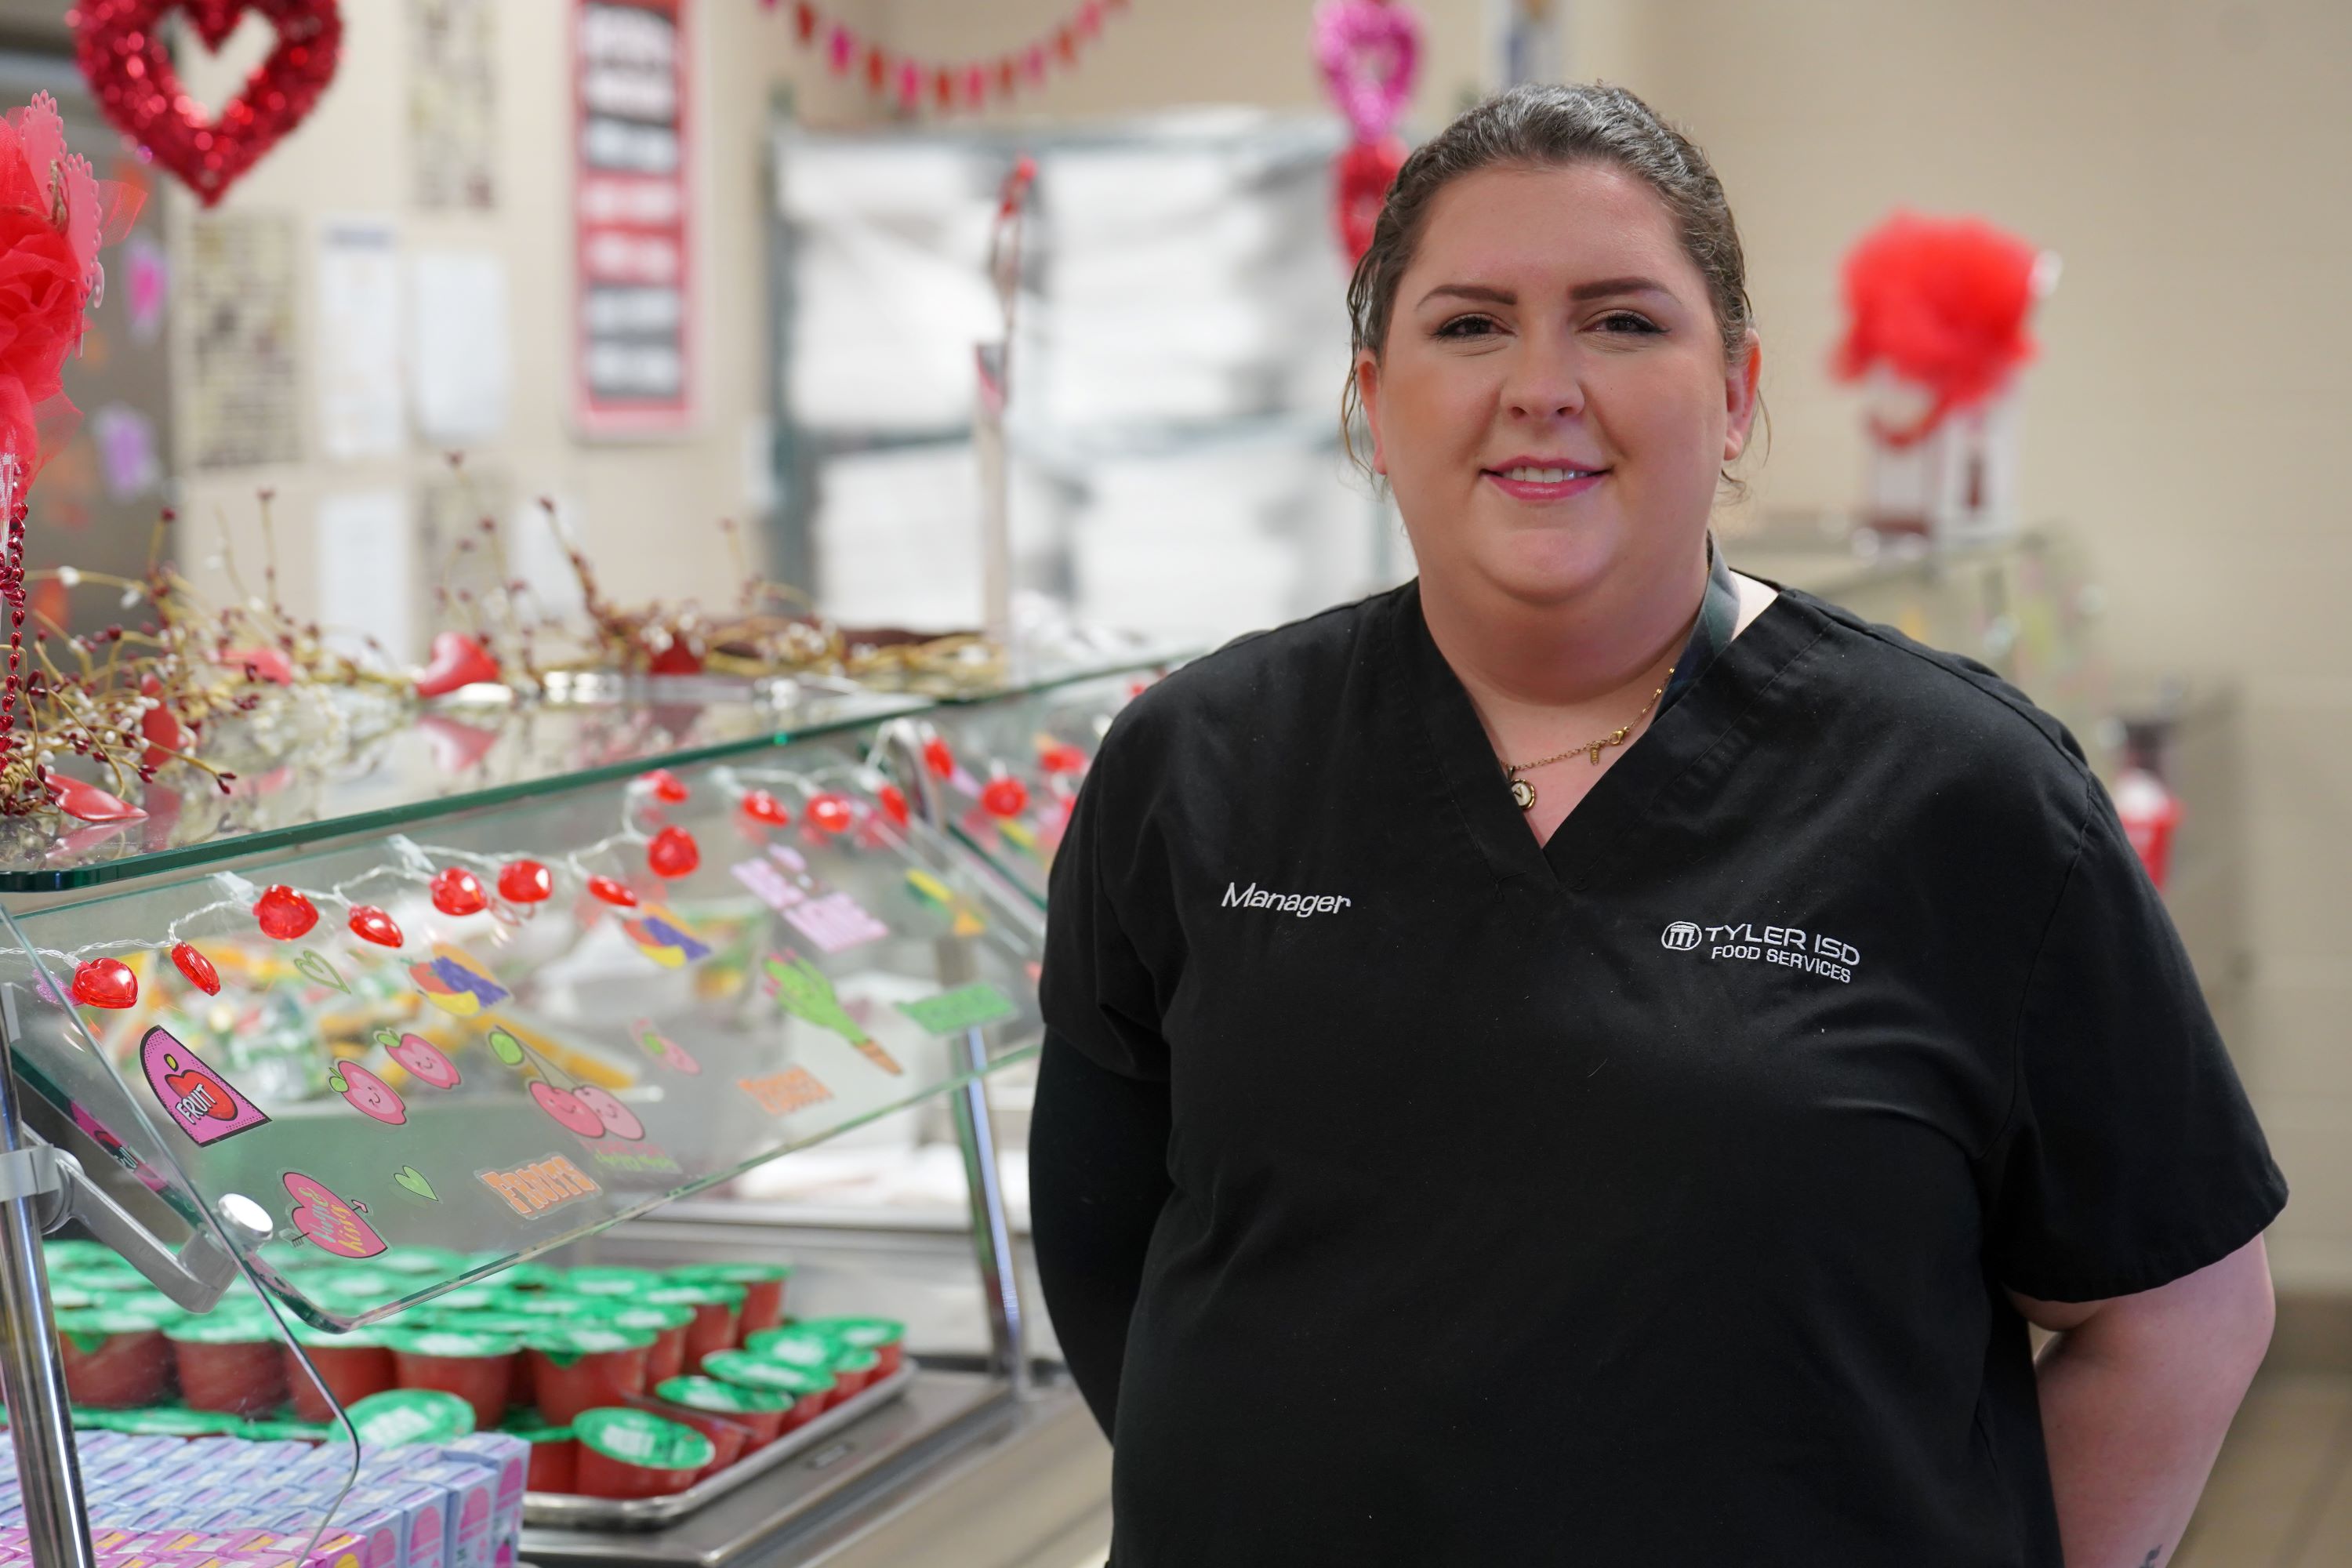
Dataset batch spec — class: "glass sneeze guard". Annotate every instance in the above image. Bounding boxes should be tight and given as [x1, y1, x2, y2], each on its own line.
[2, 742, 1045, 1330]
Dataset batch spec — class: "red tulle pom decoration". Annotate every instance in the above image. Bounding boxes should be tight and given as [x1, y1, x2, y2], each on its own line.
[172, 942, 220, 996]
[1831, 212, 2042, 448]
[70, 0, 343, 211]
[70, 957, 136, 1009]
[0, 92, 143, 479]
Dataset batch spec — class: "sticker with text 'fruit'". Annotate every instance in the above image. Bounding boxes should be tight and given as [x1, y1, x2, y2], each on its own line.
[782, 891, 889, 954]
[412, 944, 511, 1016]
[737, 1068, 833, 1116]
[284, 1170, 387, 1258]
[140, 1027, 270, 1146]
[477, 1154, 602, 1219]
[621, 904, 713, 969]
[896, 982, 1019, 1036]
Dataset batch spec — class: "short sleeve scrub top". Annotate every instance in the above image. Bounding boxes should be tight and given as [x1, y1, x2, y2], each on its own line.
[1033, 566, 2288, 1567]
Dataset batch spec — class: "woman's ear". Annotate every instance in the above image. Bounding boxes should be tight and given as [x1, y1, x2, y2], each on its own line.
[1722, 329, 1762, 463]
[1356, 353, 1388, 475]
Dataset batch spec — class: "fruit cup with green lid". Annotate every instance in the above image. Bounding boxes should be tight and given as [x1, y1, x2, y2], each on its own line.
[524, 1326, 656, 1425]
[643, 1281, 745, 1367]
[504, 1412, 579, 1492]
[587, 1301, 695, 1384]
[800, 1316, 907, 1378]
[669, 1263, 792, 1334]
[701, 1351, 837, 1428]
[166, 1313, 289, 1416]
[572, 1408, 714, 1500]
[56, 1310, 172, 1408]
[284, 1322, 397, 1423]
[655, 1371, 800, 1447]
[384, 1328, 520, 1427]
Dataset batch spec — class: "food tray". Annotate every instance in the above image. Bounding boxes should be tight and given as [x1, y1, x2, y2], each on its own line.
[520, 1361, 920, 1530]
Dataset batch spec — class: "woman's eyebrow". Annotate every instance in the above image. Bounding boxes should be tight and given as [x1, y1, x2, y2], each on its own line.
[1417, 276, 1675, 309]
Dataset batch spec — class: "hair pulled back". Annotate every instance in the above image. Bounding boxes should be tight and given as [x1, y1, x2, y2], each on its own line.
[1341, 82, 1764, 491]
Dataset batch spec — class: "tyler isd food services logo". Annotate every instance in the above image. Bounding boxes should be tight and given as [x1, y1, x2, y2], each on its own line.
[1660, 919, 1860, 984]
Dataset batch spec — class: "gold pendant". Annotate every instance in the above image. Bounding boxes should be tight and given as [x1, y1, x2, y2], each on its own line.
[1509, 777, 1536, 811]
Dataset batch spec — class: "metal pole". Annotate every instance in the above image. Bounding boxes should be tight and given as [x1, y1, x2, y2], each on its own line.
[0, 989, 94, 1568]
[880, 721, 1030, 1394]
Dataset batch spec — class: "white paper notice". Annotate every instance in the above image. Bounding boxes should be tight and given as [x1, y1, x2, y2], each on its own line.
[316, 490, 415, 663]
[408, 251, 511, 444]
[317, 218, 405, 459]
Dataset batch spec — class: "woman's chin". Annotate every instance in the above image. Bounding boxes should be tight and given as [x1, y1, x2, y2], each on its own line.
[1472, 530, 1623, 606]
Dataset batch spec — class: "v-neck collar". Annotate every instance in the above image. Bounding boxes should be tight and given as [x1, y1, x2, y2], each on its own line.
[1390, 575, 1829, 893]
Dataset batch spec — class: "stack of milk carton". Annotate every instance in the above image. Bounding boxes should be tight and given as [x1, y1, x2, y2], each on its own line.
[0, 1429, 528, 1568]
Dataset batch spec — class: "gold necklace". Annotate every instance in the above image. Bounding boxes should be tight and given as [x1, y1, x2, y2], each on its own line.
[1502, 662, 1676, 811]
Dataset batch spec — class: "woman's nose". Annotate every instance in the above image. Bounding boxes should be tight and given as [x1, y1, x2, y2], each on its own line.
[1501, 343, 1585, 419]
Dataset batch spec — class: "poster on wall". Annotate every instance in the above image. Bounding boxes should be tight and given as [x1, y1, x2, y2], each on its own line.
[184, 212, 302, 470]
[573, 0, 695, 436]
[317, 218, 405, 459]
[409, 0, 500, 210]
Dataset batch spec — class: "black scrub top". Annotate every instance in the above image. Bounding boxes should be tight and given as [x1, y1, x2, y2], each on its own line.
[1033, 577, 2287, 1567]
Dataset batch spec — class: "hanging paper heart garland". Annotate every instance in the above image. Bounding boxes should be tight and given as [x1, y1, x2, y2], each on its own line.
[769, 0, 1126, 115]
[1312, 0, 1422, 260]
[71, 0, 344, 209]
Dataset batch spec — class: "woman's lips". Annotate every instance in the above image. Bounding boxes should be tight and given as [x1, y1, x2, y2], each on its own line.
[1483, 468, 1609, 501]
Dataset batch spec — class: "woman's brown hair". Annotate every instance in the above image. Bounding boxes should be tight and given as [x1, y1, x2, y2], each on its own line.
[1341, 82, 1766, 496]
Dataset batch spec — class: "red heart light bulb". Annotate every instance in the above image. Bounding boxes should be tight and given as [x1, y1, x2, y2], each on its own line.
[430, 867, 488, 916]
[639, 769, 690, 804]
[171, 942, 220, 996]
[807, 793, 854, 834]
[646, 827, 699, 879]
[70, 958, 137, 1010]
[254, 884, 319, 940]
[981, 776, 1030, 818]
[1039, 742, 1087, 776]
[587, 875, 638, 908]
[921, 738, 956, 778]
[877, 783, 910, 828]
[348, 906, 403, 947]
[497, 860, 554, 904]
[740, 789, 790, 826]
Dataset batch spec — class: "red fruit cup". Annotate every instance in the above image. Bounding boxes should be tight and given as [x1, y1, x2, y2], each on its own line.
[699, 1352, 835, 1429]
[642, 1282, 744, 1368]
[571, 1408, 713, 1500]
[166, 1314, 290, 1416]
[592, 1303, 695, 1385]
[825, 1347, 882, 1402]
[653, 1374, 793, 1451]
[630, 1392, 749, 1481]
[797, 1316, 907, 1378]
[742, 1326, 844, 1403]
[56, 1311, 171, 1408]
[438, 1311, 550, 1405]
[524, 1327, 656, 1425]
[506, 1415, 578, 1494]
[285, 1323, 397, 1424]
[669, 1264, 793, 1336]
[385, 1329, 520, 1428]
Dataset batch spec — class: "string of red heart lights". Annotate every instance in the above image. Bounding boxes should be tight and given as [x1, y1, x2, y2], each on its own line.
[765, 0, 1128, 115]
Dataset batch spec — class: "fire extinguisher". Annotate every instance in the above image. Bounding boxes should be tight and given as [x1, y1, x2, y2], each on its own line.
[2113, 765, 2183, 894]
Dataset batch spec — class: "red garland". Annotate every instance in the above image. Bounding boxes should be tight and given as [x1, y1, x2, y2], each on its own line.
[70, 0, 343, 209]
[768, 0, 1124, 114]
[1830, 212, 2041, 449]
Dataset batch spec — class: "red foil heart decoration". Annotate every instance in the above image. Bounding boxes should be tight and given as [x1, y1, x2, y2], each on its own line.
[586, 874, 638, 908]
[740, 789, 790, 826]
[639, 769, 690, 804]
[171, 941, 221, 996]
[71, 0, 345, 209]
[646, 827, 699, 879]
[70, 957, 138, 1009]
[807, 793, 854, 834]
[253, 883, 318, 939]
[980, 775, 1031, 818]
[430, 866, 488, 916]
[414, 630, 499, 699]
[498, 860, 553, 904]
[347, 905, 402, 947]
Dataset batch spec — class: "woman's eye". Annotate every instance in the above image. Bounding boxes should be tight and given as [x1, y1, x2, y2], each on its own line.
[1598, 313, 1662, 335]
[1434, 314, 1501, 339]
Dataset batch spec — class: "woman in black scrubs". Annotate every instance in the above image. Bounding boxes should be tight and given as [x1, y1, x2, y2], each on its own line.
[1031, 83, 2283, 1568]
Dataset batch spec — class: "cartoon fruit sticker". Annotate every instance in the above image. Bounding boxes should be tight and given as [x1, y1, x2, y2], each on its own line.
[254, 885, 319, 940]
[763, 950, 902, 1076]
[498, 860, 554, 904]
[635, 1021, 699, 1076]
[430, 866, 489, 916]
[376, 1029, 462, 1090]
[284, 1171, 387, 1259]
[486, 1024, 526, 1068]
[139, 1028, 269, 1146]
[293, 949, 350, 994]
[328, 1062, 408, 1126]
[411, 945, 510, 1017]
[393, 1167, 439, 1202]
[171, 942, 220, 996]
[529, 1081, 607, 1138]
[348, 906, 404, 948]
[646, 826, 699, 879]
[570, 1085, 645, 1142]
[70, 958, 138, 1009]
[621, 905, 713, 970]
